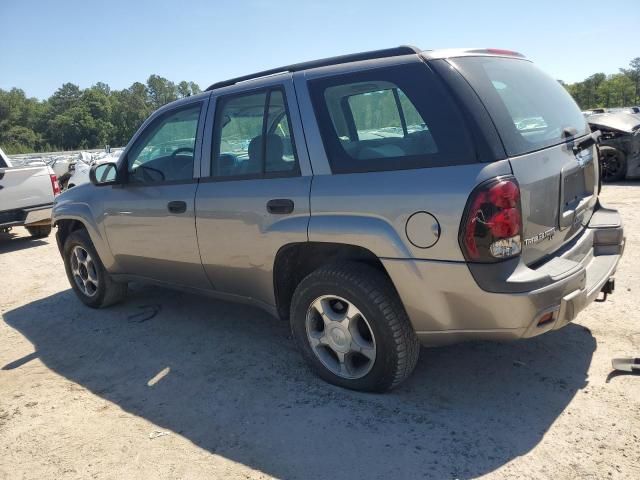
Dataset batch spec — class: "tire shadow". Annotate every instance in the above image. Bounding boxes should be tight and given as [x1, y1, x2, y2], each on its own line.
[3, 285, 595, 479]
[0, 231, 48, 253]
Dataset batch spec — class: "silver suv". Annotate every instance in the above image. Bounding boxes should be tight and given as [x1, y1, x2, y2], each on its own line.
[53, 46, 624, 392]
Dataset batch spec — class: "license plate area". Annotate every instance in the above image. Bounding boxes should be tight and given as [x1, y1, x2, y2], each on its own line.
[559, 150, 596, 230]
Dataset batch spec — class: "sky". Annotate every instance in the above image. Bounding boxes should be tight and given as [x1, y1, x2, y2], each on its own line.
[1, 0, 638, 99]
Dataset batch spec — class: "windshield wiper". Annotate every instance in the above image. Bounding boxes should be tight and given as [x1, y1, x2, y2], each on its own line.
[572, 130, 601, 155]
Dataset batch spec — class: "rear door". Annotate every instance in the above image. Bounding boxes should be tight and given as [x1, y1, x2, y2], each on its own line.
[450, 56, 598, 264]
[195, 76, 312, 307]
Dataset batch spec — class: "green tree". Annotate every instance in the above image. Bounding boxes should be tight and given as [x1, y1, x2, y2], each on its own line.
[0, 88, 46, 153]
[177, 81, 202, 98]
[620, 57, 640, 104]
[110, 82, 152, 146]
[146, 75, 178, 109]
[48, 83, 82, 115]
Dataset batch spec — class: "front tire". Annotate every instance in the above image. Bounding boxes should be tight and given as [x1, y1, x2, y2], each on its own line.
[26, 225, 52, 238]
[290, 262, 420, 392]
[63, 229, 127, 308]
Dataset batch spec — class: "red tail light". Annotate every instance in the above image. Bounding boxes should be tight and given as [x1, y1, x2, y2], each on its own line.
[460, 177, 522, 262]
[50, 174, 61, 196]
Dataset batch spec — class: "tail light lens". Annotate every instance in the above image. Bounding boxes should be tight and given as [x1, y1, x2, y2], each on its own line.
[50, 174, 61, 196]
[459, 176, 522, 262]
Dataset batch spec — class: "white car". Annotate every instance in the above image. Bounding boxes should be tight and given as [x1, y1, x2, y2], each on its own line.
[66, 150, 123, 189]
[0, 147, 59, 237]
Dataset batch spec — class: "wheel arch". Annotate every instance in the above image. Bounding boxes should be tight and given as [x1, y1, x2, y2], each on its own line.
[273, 241, 394, 320]
[53, 207, 115, 270]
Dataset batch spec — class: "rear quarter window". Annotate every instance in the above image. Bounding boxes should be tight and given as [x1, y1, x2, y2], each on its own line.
[308, 62, 476, 174]
[451, 57, 589, 157]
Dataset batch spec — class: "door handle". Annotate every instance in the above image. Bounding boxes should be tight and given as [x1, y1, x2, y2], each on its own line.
[266, 199, 294, 214]
[167, 200, 187, 214]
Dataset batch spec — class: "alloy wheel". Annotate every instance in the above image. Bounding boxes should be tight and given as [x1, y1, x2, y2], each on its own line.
[70, 245, 99, 297]
[305, 295, 376, 379]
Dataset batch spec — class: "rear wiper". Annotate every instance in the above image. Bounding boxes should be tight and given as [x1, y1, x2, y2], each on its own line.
[572, 130, 601, 155]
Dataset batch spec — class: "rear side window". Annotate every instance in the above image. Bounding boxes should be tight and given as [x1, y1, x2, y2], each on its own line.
[451, 57, 589, 157]
[211, 87, 299, 179]
[309, 63, 476, 174]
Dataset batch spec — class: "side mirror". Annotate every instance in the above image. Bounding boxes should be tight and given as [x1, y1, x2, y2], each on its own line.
[90, 162, 119, 186]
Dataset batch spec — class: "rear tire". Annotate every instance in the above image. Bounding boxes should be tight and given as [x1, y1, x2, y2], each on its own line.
[290, 262, 420, 392]
[62, 229, 127, 308]
[600, 146, 627, 182]
[26, 225, 52, 238]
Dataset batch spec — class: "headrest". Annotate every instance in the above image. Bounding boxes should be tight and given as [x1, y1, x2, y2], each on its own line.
[248, 134, 283, 162]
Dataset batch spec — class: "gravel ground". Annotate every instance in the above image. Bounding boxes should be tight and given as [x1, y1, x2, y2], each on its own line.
[1, 184, 639, 480]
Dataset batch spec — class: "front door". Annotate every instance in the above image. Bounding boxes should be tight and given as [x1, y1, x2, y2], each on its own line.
[196, 81, 312, 308]
[103, 99, 211, 288]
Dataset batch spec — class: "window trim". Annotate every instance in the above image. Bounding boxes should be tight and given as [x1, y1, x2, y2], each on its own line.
[209, 86, 301, 182]
[392, 88, 409, 136]
[120, 101, 205, 186]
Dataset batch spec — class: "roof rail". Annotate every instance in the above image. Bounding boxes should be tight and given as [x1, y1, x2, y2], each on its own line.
[205, 45, 421, 91]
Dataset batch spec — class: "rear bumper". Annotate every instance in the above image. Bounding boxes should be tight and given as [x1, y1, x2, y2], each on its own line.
[382, 206, 624, 346]
[0, 204, 53, 228]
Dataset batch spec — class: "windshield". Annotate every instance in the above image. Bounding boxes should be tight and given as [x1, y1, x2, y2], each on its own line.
[452, 57, 589, 156]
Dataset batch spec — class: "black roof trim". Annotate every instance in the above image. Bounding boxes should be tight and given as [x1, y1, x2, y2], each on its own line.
[205, 45, 421, 91]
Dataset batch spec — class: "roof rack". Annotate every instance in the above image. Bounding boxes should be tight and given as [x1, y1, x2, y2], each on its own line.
[205, 45, 421, 91]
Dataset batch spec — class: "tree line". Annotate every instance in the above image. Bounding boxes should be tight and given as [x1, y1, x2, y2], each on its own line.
[561, 57, 640, 110]
[1, 57, 639, 155]
[0, 76, 201, 154]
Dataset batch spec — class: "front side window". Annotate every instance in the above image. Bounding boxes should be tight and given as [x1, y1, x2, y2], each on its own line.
[212, 88, 298, 178]
[127, 103, 202, 183]
[309, 63, 475, 173]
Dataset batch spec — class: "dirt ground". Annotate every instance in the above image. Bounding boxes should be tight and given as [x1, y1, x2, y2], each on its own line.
[1, 184, 639, 480]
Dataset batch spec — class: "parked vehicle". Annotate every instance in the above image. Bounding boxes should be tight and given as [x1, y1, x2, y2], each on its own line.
[606, 107, 640, 115]
[587, 112, 640, 181]
[0, 146, 59, 237]
[583, 108, 607, 116]
[583, 107, 640, 116]
[65, 150, 123, 189]
[52, 46, 624, 392]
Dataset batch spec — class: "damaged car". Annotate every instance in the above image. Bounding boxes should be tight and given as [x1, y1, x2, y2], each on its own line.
[587, 112, 640, 181]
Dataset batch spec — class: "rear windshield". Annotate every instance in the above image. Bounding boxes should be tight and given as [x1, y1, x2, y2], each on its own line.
[452, 57, 589, 157]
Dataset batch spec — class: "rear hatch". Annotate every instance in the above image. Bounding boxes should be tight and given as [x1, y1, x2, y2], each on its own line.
[449, 55, 598, 264]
